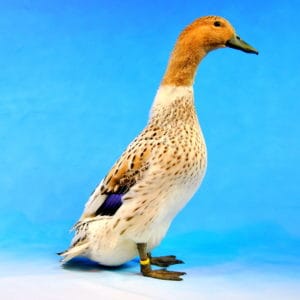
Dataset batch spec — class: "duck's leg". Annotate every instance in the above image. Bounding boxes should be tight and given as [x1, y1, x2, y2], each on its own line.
[137, 243, 186, 281]
[148, 253, 184, 267]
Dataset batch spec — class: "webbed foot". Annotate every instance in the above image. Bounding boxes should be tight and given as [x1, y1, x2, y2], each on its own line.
[150, 255, 184, 267]
[142, 268, 186, 281]
[137, 243, 186, 281]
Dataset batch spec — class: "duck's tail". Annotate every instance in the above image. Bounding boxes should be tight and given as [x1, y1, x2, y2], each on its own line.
[58, 218, 92, 263]
[57, 242, 89, 263]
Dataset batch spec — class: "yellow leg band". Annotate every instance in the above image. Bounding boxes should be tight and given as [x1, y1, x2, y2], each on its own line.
[140, 258, 150, 266]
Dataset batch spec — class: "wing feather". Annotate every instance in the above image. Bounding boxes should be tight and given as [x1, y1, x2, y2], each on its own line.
[79, 144, 151, 220]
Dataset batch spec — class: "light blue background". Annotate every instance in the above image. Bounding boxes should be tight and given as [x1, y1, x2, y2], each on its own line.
[0, 0, 299, 275]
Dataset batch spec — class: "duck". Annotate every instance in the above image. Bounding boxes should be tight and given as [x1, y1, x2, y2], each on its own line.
[58, 16, 258, 281]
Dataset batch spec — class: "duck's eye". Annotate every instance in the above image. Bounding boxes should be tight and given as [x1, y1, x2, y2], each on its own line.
[214, 21, 221, 27]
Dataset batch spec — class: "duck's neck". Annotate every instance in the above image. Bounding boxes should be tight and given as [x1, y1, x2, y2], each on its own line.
[161, 39, 207, 86]
[150, 34, 206, 125]
[152, 85, 194, 108]
[150, 85, 197, 126]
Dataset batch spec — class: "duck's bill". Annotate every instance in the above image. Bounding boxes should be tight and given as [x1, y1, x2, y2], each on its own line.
[226, 35, 259, 55]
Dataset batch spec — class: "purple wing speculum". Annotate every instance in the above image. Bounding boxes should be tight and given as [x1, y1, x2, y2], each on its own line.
[95, 193, 123, 216]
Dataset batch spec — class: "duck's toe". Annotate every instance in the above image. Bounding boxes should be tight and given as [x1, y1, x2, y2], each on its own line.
[150, 255, 184, 267]
[142, 269, 186, 281]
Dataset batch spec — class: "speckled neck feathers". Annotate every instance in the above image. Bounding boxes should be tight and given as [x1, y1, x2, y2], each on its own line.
[150, 86, 197, 127]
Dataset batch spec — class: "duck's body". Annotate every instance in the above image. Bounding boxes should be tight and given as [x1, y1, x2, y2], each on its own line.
[59, 16, 258, 280]
[65, 85, 206, 266]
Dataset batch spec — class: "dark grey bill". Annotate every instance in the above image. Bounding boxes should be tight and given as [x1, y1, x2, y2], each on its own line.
[226, 35, 259, 55]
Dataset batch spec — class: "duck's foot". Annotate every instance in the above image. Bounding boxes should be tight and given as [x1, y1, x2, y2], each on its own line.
[149, 254, 184, 267]
[142, 268, 186, 281]
[137, 243, 186, 281]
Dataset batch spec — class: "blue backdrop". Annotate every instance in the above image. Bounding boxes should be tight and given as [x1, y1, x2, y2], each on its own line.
[0, 0, 299, 272]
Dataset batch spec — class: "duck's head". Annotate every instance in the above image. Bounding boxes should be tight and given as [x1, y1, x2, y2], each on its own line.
[179, 16, 258, 55]
[162, 16, 258, 86]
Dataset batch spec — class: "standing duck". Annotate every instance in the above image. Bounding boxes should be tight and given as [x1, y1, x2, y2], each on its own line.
[59, 16, 258, 281]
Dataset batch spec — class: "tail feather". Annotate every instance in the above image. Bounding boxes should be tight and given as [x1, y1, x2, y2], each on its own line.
[58, 243, 89, 263]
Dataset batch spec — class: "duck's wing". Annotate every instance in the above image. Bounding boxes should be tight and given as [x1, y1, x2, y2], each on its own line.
[79, 141, 152, 221]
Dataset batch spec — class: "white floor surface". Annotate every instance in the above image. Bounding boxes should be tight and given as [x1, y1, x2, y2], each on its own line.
[0, 256, 299, 300]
